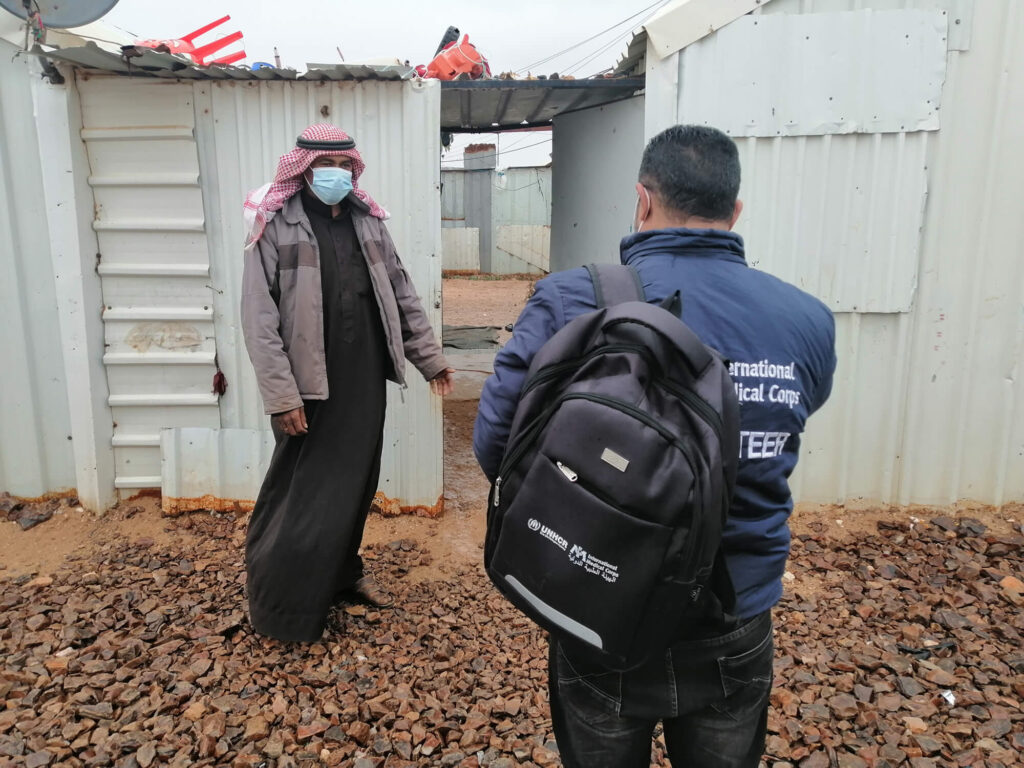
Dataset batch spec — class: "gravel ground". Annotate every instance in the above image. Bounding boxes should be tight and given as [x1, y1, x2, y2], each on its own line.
[0, 505, 1021, 768]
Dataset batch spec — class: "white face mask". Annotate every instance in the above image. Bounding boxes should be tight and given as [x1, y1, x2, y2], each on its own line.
[309, 167, 354, 205]
[631, 186, 651, 234]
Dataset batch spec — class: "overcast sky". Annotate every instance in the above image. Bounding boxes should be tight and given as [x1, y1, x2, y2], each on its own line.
[99, 0, 664, 167]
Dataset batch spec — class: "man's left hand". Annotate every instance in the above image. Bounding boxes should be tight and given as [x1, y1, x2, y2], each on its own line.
[430, 368, 456, 397]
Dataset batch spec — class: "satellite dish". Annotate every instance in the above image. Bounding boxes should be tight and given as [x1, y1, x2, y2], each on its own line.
[0, 0, 120, 29]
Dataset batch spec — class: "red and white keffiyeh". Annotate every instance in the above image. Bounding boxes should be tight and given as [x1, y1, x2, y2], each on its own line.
[243, 124, 389, 248]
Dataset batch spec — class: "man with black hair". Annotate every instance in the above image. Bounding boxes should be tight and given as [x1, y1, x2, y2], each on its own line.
[474, 124, 836, 767]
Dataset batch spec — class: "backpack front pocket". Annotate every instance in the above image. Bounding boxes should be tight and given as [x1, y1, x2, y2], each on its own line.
[489, 454, 673, 659]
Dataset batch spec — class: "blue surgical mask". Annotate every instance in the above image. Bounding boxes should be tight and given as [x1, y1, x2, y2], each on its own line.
[309, 167, 353, 205]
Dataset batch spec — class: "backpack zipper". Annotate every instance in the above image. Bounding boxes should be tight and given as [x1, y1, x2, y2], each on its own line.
[657, 379, 725, 447]
[497, 343, 659, 505]
[556, 461, 578, 482]
[566, 392, 683, 448]
[521, 344, 651, 397]
[493, 397, 570, 507]
[554, 460, 634, 514]
[494, 391, 695, 507]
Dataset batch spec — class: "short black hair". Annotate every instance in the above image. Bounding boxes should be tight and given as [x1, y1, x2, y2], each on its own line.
[638, 125, 740, 222]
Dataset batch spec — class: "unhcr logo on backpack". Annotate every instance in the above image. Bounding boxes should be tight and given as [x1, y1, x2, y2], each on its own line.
[527, 519, 568, 551]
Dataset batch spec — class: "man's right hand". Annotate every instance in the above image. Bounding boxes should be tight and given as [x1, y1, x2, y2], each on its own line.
[273, 406, 308, 436]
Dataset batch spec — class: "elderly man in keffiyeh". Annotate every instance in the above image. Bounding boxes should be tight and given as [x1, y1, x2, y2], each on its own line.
[241, 124, 454, 643]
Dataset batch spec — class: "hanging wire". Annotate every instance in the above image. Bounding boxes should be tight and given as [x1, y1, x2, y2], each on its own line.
[562, 33, 634, 77]
[500, 133, 538, 152]
[561, 1, 672, 78]
[492, 178, 545, 193]
[513, 0, 668, 75]
[497, 130, 550, 162]
[441, 137, 552, 164]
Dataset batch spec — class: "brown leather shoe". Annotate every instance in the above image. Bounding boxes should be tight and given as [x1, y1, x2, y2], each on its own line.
[349, 575, 393, 608]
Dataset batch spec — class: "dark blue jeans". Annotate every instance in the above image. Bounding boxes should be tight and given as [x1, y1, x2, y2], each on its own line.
[548, 611, 773, 768]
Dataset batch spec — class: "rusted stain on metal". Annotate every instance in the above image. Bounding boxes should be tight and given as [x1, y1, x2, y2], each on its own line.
[442, 270, 540, 280]
[2, 489, 77, 505]
[162, 494, 254, 517]
[162, 491, 445, 518]
[371, 491, 445, 519]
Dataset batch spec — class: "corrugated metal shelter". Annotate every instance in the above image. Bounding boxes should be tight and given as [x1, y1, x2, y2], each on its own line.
[0, 41, 444, 513]
[552, 0, 1024, 508]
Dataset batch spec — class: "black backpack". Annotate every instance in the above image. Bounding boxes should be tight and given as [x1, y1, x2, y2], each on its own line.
[484, 264, 740, 669]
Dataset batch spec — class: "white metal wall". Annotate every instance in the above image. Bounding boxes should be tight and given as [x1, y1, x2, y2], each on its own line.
[77, 77, 221, 492]
[493, 168, 552, 227]
[494, 168, 551, 274]
[193, 78, 444, 510]
[644, 0, 1024, 506]
[0, 44, 76, 497]
[442, 228, 481, 271]
[441, 170, 467, 228]
[550, 96, 646, 272]
[442, 167, 552, 274]
[494, 225, 550, 274]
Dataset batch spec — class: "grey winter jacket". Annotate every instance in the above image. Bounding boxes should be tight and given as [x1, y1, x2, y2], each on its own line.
[242, 193, 449, 415]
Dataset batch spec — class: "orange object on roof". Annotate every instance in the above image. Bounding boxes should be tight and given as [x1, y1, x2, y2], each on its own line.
[136, 15, 246, 66]
[424, 34, 490, 80]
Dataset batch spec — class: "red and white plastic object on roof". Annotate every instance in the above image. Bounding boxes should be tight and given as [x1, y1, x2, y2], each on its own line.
[135, 15, 246, 67]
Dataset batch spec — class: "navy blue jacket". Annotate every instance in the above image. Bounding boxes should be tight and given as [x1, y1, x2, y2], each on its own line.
[473, 228, 837, 619]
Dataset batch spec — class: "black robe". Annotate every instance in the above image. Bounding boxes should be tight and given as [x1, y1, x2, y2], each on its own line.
[245, 191, 389, 642]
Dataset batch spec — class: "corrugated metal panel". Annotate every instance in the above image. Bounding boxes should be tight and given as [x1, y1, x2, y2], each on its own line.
[443, 168, 552, 228]
[0, 43, 76, 496]
[493, 168, 552, 227]
[892, 0, 1024, 507]
[645, 0, 1024, 506]
[614, 30, 649, 76]
[439, 78, 645, 132]
[494, 225, 550, 274]
[77, 76, 221, 491]
[734, 132, 928, 312]
[40, 44, 415, 81]
[441, 170, 467, 227]
[677, 10, 947, 136]
[193, 78, 444, 509]
[303, 63, 416, 82]
[160, 428, 276, 514]
[442, 228, 481, 271]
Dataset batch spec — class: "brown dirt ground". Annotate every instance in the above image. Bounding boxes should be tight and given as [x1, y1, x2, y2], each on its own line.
[442, 275, 535, 347]
[1, 278, 1020, 582]
[0, 496, 189, 579]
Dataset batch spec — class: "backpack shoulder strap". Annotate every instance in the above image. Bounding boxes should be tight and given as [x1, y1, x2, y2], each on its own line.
[586, 263, 645, 308]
